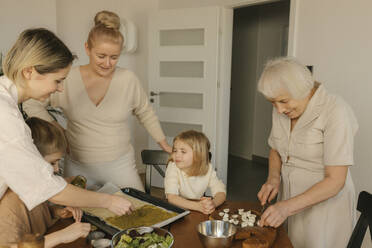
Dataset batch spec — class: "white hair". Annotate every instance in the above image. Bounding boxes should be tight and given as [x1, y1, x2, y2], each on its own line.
[257, 57, 314, 99]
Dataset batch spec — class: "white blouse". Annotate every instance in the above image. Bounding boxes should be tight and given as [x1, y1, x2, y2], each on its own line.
[0, 76, 67, 210]
[164, 161, 226, 200]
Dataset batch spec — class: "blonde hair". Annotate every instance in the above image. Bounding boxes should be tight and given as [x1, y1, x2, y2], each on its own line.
[87, 10, 124, 49]
[171, 130, 210, 177]
[257, 57, 314, 99]
[2, 28, 75, 87]
[26, 117, 67, 156]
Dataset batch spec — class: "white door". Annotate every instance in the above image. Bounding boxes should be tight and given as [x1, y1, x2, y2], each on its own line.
[148, 7, 222, 188]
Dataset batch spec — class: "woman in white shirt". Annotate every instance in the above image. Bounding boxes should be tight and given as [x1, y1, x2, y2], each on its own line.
[0, 28, 133, 247]
[23, 10, 172, 191]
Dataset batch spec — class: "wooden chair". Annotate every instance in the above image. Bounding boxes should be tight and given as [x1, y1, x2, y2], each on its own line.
[141, 150, 169, 194]
[347, 191, 372, 248]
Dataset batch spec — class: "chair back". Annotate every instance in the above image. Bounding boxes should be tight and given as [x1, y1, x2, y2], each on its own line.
[347, 191, 372, 248]
[141, 150, 169, 166]
[141, 150, 169, 194]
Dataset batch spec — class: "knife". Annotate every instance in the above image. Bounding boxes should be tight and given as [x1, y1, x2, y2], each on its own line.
[260, 202, 269, 216]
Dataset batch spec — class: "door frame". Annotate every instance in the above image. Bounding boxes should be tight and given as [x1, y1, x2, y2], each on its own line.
[216, 0, 297, 184]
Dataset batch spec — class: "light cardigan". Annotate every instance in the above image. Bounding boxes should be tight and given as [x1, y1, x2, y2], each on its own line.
[0, 76, 66, 210]
[24, 67, 165, 164]
[164, 162, 226, 200]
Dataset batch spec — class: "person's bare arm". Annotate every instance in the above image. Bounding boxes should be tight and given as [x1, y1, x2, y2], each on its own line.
[44, 222, 91, 248]
[49, 184, 133, 215]
[260, 165, 348, 227]
[158, 139, 172, 153]
[257, 149, 282, 205]
[167, 193, 207, 213]
[212, 192, 226, 208]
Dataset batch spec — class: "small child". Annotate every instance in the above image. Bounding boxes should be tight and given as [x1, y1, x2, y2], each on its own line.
[0, 117, 90, 246]
[164, 130, 226, 214]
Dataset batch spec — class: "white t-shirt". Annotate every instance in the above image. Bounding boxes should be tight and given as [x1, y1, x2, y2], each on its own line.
[0, 76, 67, 210]
[164, 161, 226, 200]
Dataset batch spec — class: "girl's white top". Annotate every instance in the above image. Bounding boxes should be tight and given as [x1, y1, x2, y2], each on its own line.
[164, 161, 226, 200]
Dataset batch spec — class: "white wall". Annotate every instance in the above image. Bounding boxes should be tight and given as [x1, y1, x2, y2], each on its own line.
[294, 0, 372, 199]
[0, 0, 57, 56]
[56, 0, 159, 172]
[294, 1, 372, 246]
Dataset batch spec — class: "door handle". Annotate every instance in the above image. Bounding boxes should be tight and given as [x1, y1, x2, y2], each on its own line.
[150, 91, 159, 96]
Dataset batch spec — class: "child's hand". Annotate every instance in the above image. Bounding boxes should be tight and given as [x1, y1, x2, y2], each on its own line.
[55, 206, 83, 222]
[58, 222, 91, 244]
[200, 197, 216, 214]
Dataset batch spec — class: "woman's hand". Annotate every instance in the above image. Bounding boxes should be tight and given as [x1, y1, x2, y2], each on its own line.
[257, 177, 280, 206]
[108, 195, 134, 215]
[199, 197, 216, 214]
[65, 207, 83, 222]
[58, 222, 91, 244]
[158, 139, 173, 154]
[54, 206, 82, 222]
[258, 201, 290, 228]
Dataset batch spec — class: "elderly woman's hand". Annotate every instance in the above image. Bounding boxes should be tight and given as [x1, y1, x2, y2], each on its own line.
[257, 177, 280, 206]
[258, 201, 290, 228]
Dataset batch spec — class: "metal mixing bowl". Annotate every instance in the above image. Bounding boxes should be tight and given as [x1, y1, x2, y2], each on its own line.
[197, 220, 237, 248]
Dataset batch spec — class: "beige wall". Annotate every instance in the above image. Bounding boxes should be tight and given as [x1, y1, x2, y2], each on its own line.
[0, 0, 57, 56]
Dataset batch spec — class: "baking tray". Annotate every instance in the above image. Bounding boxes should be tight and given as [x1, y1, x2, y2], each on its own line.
[82, 187, 190, 236]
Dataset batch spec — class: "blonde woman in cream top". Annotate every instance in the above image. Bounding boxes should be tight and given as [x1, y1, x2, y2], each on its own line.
[24, 11, 171, 190]
[1, 28, 133, 246]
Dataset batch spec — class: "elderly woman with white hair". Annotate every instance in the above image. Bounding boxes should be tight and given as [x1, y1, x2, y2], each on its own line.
[256, 57, 358, 248]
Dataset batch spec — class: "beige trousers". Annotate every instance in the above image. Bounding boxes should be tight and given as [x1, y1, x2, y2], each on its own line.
[64, 147, 144, 192]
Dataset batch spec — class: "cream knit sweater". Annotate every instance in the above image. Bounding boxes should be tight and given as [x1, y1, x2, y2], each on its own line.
[23, 67, 165, 164]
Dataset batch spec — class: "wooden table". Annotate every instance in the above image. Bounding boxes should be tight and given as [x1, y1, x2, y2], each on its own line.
[48, 201, 293, 248]
[169, 201, 293, 248]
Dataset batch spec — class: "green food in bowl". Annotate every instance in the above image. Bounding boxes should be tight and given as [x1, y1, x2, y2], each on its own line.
[114, 228, 173, 248]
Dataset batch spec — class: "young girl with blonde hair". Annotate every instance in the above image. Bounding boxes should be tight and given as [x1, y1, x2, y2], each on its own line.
[164, 130, 226, 214]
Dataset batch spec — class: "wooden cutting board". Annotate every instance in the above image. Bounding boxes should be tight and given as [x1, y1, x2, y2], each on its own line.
[210, 204, 277, 248]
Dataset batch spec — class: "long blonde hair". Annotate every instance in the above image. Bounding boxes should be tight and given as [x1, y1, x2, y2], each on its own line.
[26, 117, 67, 157]
[2, 28, 75, 87]
[87, 10, 124, 49]
[171, 130, 210, 177]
